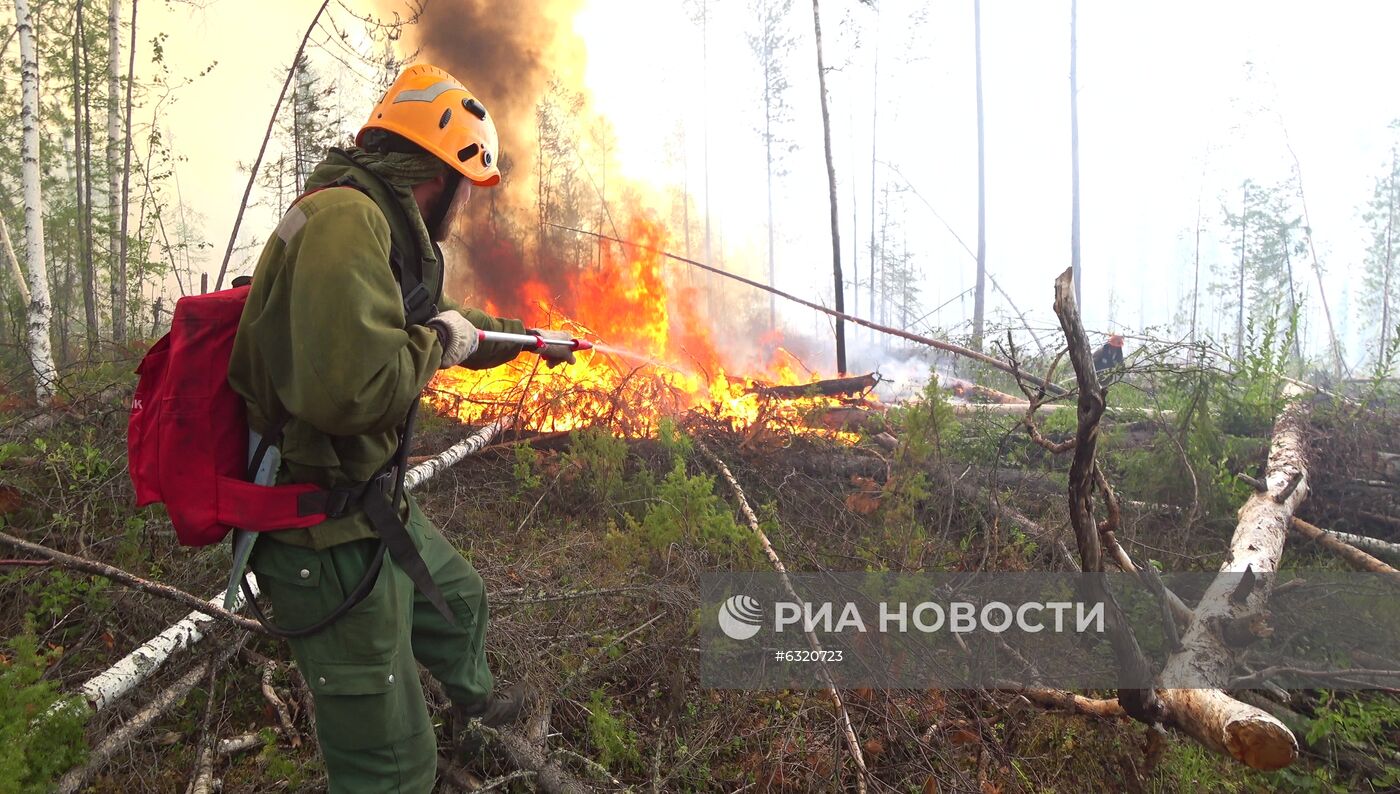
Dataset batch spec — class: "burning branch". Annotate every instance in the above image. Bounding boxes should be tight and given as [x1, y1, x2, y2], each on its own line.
[694, 439, 870, 794]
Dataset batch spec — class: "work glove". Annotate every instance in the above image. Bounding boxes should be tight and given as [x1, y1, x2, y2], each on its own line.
[530, 329, 576, 369]
[427, 310, 479, 368]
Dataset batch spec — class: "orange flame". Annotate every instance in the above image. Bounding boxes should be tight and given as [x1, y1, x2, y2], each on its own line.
[427, 210, 861, 438]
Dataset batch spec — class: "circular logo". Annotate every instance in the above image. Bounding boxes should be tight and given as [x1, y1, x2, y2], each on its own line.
[717, 594, 763, 640]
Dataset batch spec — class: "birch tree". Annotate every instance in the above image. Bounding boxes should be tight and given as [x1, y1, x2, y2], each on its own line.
[107, 0, 125, 342]
[16, 0, 59, 398]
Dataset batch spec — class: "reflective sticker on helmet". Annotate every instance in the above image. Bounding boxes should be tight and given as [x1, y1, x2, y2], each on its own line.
[392, 80, 459, 104]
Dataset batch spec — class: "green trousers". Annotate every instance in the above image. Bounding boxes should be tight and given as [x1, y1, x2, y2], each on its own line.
[251, 499, 492, 793]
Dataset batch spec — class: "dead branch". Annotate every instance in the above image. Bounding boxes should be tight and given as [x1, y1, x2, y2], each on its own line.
[0, 531, 264, 634]
[55, 639, 243, 794]
[1155, 384, 1310, 771]
[1290, 517, 1400, 587]
[941, 375, 1025, 405]
[261, 661, 302, 748]
[758, 372, 878, 399]
[468, 724, 590, 794]
[694, 438, 870, 794]
[217, 733, 269, 756]
[1015, 686, 1127, 720]
[1052, 267, 1162, 722]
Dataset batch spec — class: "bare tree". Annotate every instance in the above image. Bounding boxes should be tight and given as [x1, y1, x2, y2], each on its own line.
[15, 0, 58, 398]
[810, 0, 847, 372]
[748, 0, 794, 330]
[972, 0, 987, 350]
[118, 0, 139, 343]
[72, 0, 98, 350]
[107, 0, 125, 342]
[1069, 0, 1082, 307]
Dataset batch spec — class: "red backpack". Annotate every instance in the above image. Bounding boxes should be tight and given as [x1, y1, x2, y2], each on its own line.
[127, 285, 328, 546]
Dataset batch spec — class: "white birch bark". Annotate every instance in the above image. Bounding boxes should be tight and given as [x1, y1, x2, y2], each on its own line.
[16, 0, 58, 400]
[1155, 383, 1308, 770]
[107, 0, 125, 341]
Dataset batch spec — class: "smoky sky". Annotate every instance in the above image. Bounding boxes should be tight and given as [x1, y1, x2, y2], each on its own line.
[406, 0, 586, 184]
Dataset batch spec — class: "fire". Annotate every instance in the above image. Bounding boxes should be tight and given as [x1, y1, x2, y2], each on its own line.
[425, 212, 863, 438]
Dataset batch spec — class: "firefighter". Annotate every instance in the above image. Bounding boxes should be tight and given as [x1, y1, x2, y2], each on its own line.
[1093, 334, 1125, 373]
[228, 65, 570, 792]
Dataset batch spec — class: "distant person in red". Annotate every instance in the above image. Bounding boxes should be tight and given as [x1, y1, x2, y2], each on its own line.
[1093, 334, 1125, 374]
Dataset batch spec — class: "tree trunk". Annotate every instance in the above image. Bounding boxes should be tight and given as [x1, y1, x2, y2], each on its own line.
[811, 0, 847, 374]
[82, 20, 99, 343]
[1191, 193, 1201, 342]
[1382, 153, 1396, 356]
[72, 2, 97, 352]
[972, 0, 987, 350]
[1281, 223, 1301, 363]
[107, 0, 124, 343]
[764, 17, 777, 330]
[1069, 0, 1082, 307]
[117, 0, 138, 343]
[1291, 517, 1400, 587]
[1154, 384, 1308, 771]
[867, 2, 880, 344]
[1236, 184, 1247, 360]
[16, 0, 58, 400]
[0, 213, 30, 306]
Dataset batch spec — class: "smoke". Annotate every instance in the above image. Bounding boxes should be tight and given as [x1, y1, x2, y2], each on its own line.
[395, 0, 587, 183]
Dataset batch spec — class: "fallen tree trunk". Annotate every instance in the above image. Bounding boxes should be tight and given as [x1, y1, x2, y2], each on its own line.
[696, 439, 870, 794]
[759, 372, 877, 400]
[1155, 383, 1309, 771]
[1290, 517, 1400, 587]
[55, 639, 243, 794]
[1319, 523, 1400, 561]
[810, 404, 887, 434]
[940, 375, 1024, 404]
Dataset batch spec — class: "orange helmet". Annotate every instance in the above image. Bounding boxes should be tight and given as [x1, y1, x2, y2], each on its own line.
[356, 64, 501, 187]
[1108, 334, 1125, 348]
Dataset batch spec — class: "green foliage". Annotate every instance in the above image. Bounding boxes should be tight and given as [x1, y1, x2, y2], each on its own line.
[512, 442, 542, 491]
[626, 459, 758, 563]
[563, 427, 630, 504]
[18, 570, 109, 626]
[0, 628, 89, 793]
[586, 688, 640, 771]
[656, 417, 693, 463]
[1306, 693, 1400, 775]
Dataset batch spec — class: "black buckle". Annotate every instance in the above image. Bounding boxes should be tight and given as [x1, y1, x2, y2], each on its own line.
[402, 283, 430, 318]
[323, 488, 354, 519]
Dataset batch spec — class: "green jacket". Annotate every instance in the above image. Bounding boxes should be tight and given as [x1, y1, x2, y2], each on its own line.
[229, 151, 525, 549]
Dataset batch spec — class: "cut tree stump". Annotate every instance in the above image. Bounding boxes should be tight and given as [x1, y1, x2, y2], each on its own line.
[1154, 383, 1309, 771]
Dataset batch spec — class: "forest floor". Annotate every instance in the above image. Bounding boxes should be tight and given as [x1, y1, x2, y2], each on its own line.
[2, 338, 1399, 793]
